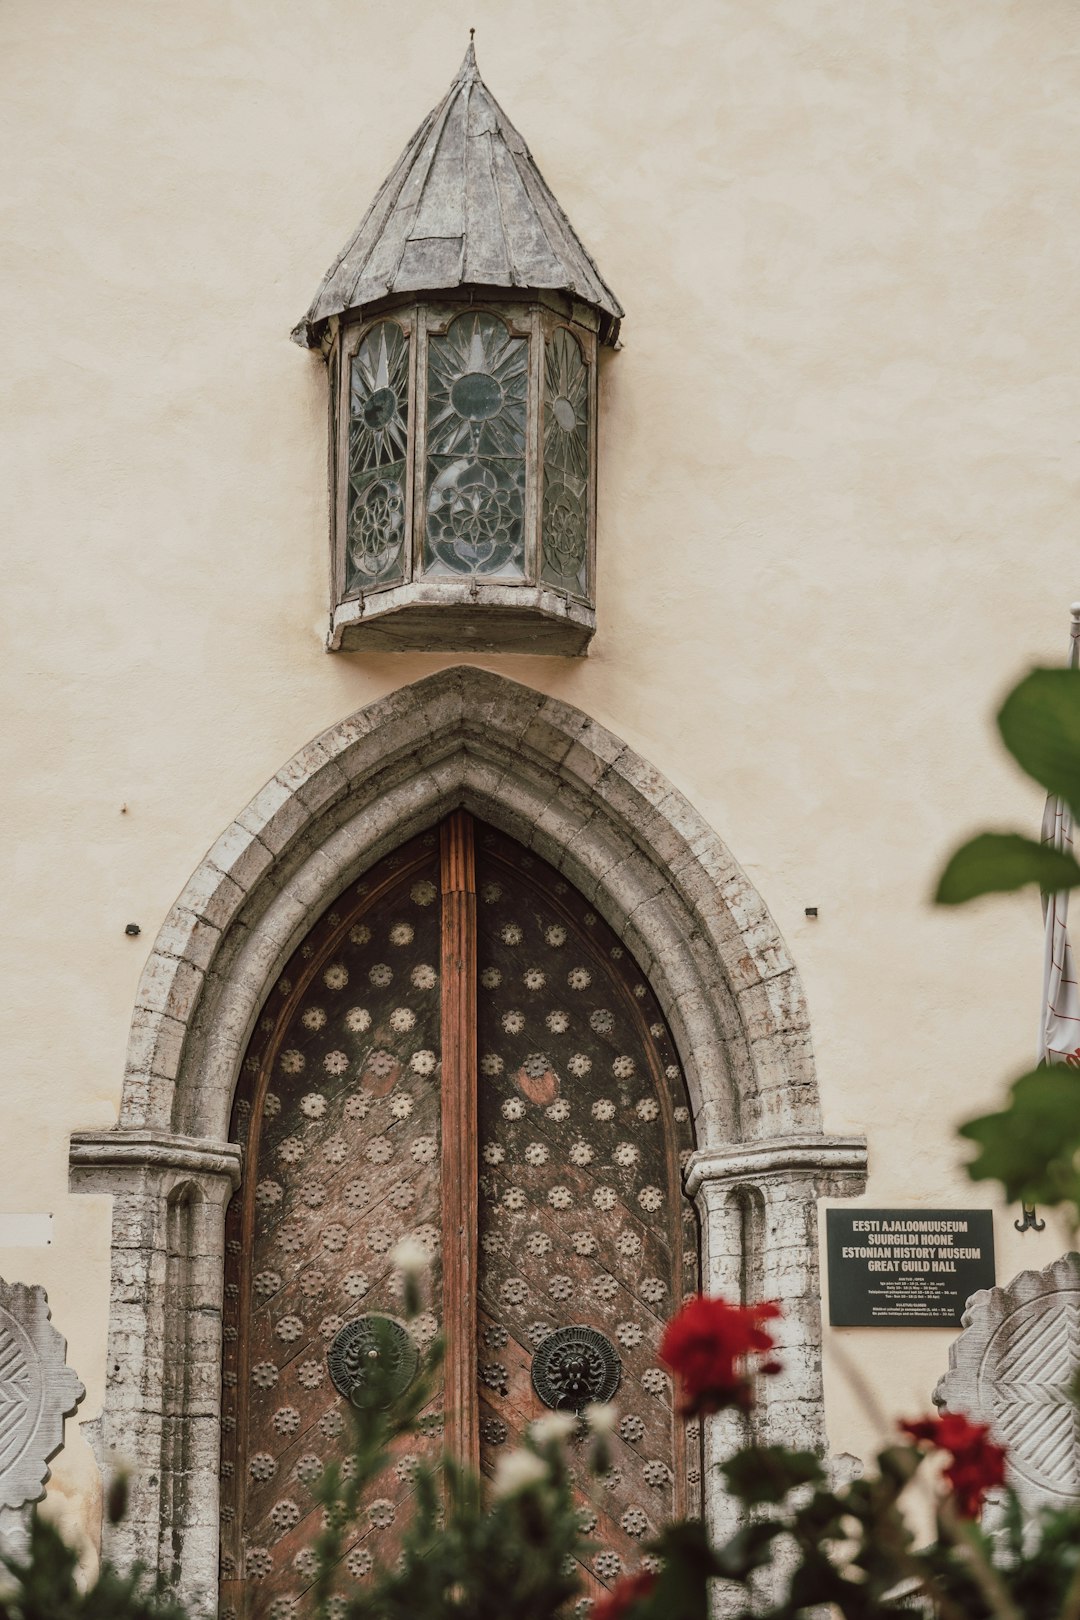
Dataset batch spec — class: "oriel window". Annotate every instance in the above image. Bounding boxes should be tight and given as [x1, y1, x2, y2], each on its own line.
[294, 44, 621, 655]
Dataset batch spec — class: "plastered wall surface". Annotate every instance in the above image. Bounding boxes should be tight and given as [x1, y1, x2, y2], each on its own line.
[1, 0, 1077, 1548]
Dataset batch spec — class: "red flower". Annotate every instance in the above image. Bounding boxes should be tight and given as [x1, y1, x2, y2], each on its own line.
[900, 1412, 1008, 1518]
[592, 1570, 657, 1620]
[659, 1295, 782, 1417]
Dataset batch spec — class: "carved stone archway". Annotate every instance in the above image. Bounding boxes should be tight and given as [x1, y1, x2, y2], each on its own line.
[69, 666, 865, 1609]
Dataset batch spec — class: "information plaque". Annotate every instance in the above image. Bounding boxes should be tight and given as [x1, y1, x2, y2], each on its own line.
[826, 1208, 995, 1327]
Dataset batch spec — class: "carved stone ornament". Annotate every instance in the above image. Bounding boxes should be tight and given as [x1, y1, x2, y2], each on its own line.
[327, 1314, 418, 1408]
[532, 1326, 621, 1412]
[0, 1278, 84, 1511]
[935, 1251, 1080, 1510]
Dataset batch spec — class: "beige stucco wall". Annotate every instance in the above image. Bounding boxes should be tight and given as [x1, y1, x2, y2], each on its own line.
[1, 0, 1077, 1551]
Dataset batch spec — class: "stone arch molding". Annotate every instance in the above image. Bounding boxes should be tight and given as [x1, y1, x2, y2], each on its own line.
[69, 666, 866, 1610]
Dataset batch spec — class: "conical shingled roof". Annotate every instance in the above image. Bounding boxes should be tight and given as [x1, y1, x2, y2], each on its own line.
[293, 43, 623, 349]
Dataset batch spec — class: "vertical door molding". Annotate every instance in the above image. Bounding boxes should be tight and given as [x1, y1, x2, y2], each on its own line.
[439, 810, 479, 1470]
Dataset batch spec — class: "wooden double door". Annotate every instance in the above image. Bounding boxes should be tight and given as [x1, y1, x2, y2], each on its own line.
[219, 815, 700, 1618]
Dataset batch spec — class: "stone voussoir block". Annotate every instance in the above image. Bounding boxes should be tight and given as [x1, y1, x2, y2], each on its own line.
[563, 810, 636, 888]
[461, 674, 545, 742]
[735, 974, 808, 1045]
[294, 756, 351, 819]
[127, 1008, 186, 1082]
[135, 953, 205, 1026]
[459, 753, 509, 805]
[204, 821, 275, 896]
[152, 909, 222, 977]
[559, 737, 621, 794]
[236, 776, 314, 857]
[571, 711, 627, 770]
[401, 670, 466, 739]
[652, 787, 711, 852]
[607, 746, 675, 817]
[517, 704, 576, 768]
[174, 863, 246, 936]
[424, 748, 467, 799]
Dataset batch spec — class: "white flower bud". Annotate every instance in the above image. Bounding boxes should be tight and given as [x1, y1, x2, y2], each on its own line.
[491, 1448, 549, 1498]
[583, 1401, 618, 1436]
[529, 1411, 578, 1446]
[389, 1237, 430, 1276]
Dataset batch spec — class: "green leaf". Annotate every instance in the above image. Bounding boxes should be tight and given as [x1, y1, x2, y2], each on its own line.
[709, 1519, 784, 1583]
[639, 1521, 719, 1619]
[998, 668, 1080, 814]
[934, 832, 1080, 905]
[721, 1445, 825, 1506]
[959, 1067, 1080, 1209]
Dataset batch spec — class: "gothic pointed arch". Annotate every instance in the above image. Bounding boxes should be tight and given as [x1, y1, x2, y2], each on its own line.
[69, 666, 865, 1608]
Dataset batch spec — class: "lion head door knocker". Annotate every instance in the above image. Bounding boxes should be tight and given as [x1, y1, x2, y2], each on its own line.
[327, 1314, 418, 1409]
[531, 1326, 621, 1412]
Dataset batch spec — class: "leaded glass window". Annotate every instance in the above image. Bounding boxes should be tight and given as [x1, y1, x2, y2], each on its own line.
[422, 312, 528, 579]
[326, 300, 601, 655]
[541, 327, 589, 596]
[345, 320, 409, 594]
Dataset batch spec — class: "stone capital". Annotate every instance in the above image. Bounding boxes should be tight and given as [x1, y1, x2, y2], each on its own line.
[69, 1128, 242, 1193]
[683, 1133, 868, 1200]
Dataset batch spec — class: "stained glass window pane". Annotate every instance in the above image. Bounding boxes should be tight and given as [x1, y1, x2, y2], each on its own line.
[423, 312, 527, 579]
[541, 328, 589, 596]
[345, 320, 409, 595]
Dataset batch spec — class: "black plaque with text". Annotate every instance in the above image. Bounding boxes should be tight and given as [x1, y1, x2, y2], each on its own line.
[826, 1208, 995, 1327]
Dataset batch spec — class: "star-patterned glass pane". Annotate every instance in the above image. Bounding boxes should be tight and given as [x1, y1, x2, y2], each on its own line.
[346, 320, 410, 594]
[422, 312, 528, 579]
[541, 327, 589, 596]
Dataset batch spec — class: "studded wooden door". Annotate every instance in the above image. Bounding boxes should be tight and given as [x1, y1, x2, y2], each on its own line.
[219, 815, 699, 1619]
[474, 826, 699, 1603]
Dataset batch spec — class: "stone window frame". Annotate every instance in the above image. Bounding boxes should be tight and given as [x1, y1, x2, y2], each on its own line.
[68, 665, 866, 1610]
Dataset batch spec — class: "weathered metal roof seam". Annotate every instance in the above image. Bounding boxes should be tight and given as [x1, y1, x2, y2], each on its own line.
[294, 41, 623, 349]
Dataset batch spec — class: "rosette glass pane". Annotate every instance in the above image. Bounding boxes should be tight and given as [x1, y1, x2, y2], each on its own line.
[346, 320, 410, 595]
[541, 328, 589, 596]
[423, 312, 527, 578]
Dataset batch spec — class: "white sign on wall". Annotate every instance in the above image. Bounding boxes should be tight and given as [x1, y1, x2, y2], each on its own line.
[0, 1215, 52, 1247]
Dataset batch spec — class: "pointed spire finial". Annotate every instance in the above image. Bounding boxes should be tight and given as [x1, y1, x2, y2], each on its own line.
[457, 30, 479, 82]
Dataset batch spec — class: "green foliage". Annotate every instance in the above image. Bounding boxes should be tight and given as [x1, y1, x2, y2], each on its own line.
[720, 1446, 825, 1506]
[5, 1229, 1080, 1620]
[998, 669, 1080, 814]
[914, 1495, 1080, 1620]
[934, 665, 1080, 906]
[308, 1316, 444, 1620]
[0, 1514, 187, 1620]
[934, 662, 1080, 1226]
[339, 1452, 581, 1620]
[634, 1522, 718, 1620]
[958, 1066, 1080, 1215]
[934, 832, 1080, 904]
[307, 1299, 582, 1620]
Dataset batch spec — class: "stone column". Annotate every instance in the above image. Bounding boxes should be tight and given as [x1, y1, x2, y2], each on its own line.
[684, 1136, 867, 1559]
[70, 1129, 242, 1615]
